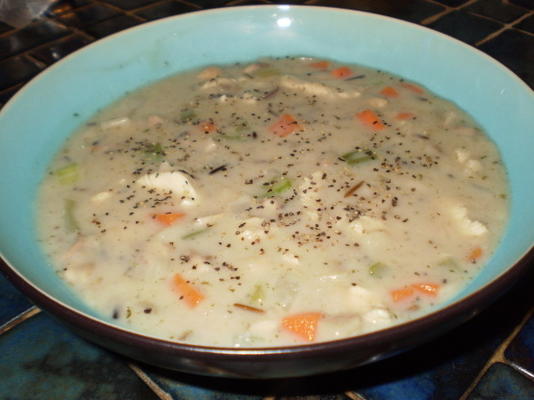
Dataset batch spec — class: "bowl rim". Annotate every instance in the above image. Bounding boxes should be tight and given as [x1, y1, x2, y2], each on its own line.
[0, 4, 533, 360]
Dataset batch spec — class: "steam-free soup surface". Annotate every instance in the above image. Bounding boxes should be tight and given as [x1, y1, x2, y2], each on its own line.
[38, 57, 508, 347]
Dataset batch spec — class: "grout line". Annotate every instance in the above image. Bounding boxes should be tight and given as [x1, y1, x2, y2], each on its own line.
[129, 363, 174, 400]
[25, 53, 47, 69]
[476, 10, 534, 46]
[0, 306, 41, 335]
[92, 0, 149, 22]
[345, 391, 367, 400]
[177, 0, 203, 10]
[458, 306, 534, 400]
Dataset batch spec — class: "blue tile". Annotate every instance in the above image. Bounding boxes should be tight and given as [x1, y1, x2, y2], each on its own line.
[505, 313, 534, 372]
[466, 0, 528, 23]
[0, 270, 33, 326]
[0, 313, 160, 400]
[428, 10, 503, 45]
[467, 362, 534, 400]
[142, 366, 265, 400]
[479, 29, 534, 88]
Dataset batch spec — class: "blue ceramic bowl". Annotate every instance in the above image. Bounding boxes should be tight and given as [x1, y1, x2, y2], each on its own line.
[0, 5, 533, 378]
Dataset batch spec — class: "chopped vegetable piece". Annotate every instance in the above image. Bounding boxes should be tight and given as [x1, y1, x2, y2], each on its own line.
[182, 228, 209, 240]
[209, 164, 227, 175]
[369, 262, 387, 278]
[438, 257, 459, 271]
[391, 286, 415, 302]
[344, 181, 365, 197]
[180, 109, 196, 123]
[262, 177, 292, 197]
[269, 114, 301, 137]
[281, 312, 323, 342]
[198, 121, 216, 133]
[254, 67, 280, 78]
[309, 61, 330, 70]
[144, 143, 165, 161]
[250, 284, 265, 305]
[153, 212, 185, 226]
[401, 82, 424, 94]
[171, 273, 204, 308]
[64, 199, 79, 232]
[331, 66, 352, 79]
[340, 149, 375, 165]
[391, 282, 441, 302]
[467, 247, 483, 263]
[55, 163, 79, 185]
[234, 303, 265, 313]
[412, 283, 440, 297]
[395, 112, 415, 120]
[356, 109, 386, 131]
[380, 86, 399, 98]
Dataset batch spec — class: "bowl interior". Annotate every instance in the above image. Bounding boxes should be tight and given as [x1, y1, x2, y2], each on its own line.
[0, 5, 533, 327]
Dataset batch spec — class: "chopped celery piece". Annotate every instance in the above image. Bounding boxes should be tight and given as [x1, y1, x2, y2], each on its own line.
[54, 163, 79, 185]
[341, 150, 375, 166]
[144, 142, 165, 161]
[254, 67, 280, 78]
[262, 177, 292, 197]
[438, 257, 459, 272]
[249, 284, 265, 305]
[182, 228, 209, 240]
[369, 262, 387, 278]
[180, 109, 196, 123]
[64, 199, 79, 232]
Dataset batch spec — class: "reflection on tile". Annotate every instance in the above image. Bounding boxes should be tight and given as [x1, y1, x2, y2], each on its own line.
[304, 0, 445, 23]
[0, 21, 14, 34]
[31, 34, 92, 65]
[143, 366, 265, 400]
[45, 0, 92, 17]
[84, 15, 140, 38]
[466, 363, 534, 400]
[428, 10, 502, 44]
[479, 29, 534, 87]
[57, 3, 119, 27]
[102, 0, 163, 10]
[135, 1, 196, 21]
[505, 313, 534, 372]
[516, 14, 534, 33]
[0, 56, 41, 91]
[465, 0, 528, 24]
[0, 313, 159, 400]
[0, 271, 33, 326]
[0, 20, 69, 59]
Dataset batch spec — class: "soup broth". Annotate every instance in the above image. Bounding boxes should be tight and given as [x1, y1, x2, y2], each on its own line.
[38, 57, 508, 347]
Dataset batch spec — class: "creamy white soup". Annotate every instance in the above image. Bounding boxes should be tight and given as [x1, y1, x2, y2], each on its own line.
[37, 57, 508, 347]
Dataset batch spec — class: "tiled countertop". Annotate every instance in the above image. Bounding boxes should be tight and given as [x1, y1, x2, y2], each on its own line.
[0, 1, 533, 399]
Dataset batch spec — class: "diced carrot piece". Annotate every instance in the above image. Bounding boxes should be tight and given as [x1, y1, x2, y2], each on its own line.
[412, 283, 440, 297]
[171, 273, 205, 308]
[380, 86, 399, 98]
[310, 61, 330, 70]
[153, 213, 185, 226]
[269, 114, 301, 137]
[401, 82, 424, 94]
[356, 109, 386, 131]
[395, 112, 415, 120]
[331, 66, 352, 79]
[198, 121, 216, 133]
[391, 286, 415, 302]
[467, 247, 483, 263]
[281, 312, 323, 342]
